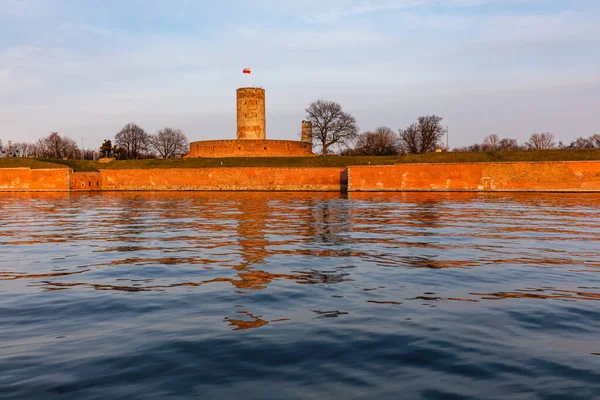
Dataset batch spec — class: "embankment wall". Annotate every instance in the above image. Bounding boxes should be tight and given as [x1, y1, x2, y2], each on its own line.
[70, 172, 102, 191]
[1, 161, 599, 192]
[347, 161, 600, 192]
[0, 168, 71, 191]
[100, 167, 346, 191]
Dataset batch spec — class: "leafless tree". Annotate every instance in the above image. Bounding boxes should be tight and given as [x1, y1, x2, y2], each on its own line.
[398, 115, 445, 154]
[13, 142, 37, 157]
[526, 132, 555, 150]
[148, 127, 189, 158]
[36, 132, 79, 159]
[592, 134, 600, 148]
[498, 138, 519, 151]
[482, 134, 500, 151]
[352, 127, 401, 156]
[305, 100, 358, 155]
[569, 137, 596, 149]
[115, 123, 148, 159]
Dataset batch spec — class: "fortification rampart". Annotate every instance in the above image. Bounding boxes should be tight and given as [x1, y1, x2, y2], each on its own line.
[0, 168, 71, 191]
[100, 167, 345, 191]
[70, 172, 103, 191]
[188, 140, 314, 158]
[347, 161, 600, 192]
[1, 161, 599, 192]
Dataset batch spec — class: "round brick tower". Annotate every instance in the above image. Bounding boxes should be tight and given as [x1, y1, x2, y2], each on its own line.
[236, 88, 266, 140]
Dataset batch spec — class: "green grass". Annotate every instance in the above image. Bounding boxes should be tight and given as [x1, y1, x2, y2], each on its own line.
[0, 158, 70, 169]
[2, 149, 599, 172]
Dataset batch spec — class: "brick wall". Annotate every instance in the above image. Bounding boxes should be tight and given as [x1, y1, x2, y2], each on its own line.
[101, 167, 346, 191]
[70, 172, 102, 191]
[347, 161, 600, 192]
[188, 140, 314, 158]
[2, 161, 599, 192]
[0, 168, 71, 191]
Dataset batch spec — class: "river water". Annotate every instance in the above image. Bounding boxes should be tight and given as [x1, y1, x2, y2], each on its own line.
[1, 192, 599, 399]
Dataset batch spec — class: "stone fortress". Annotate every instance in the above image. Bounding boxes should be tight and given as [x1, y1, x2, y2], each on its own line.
[186, 87, 314, 158]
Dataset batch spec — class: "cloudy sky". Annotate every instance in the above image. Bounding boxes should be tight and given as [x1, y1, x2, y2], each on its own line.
[1, 0, 598, 149]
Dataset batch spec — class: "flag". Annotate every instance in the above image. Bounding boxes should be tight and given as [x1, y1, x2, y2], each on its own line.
[243, 68, 251, 74]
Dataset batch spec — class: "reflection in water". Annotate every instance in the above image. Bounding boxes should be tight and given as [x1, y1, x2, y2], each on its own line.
[1, 192, 600, 399]
[1, 192, 600, 315]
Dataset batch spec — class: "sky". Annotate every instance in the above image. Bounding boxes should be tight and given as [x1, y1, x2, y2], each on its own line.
[0, 0, 599, 149]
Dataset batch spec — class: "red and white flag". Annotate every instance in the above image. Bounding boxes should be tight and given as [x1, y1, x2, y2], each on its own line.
[242, 68, 251, 74]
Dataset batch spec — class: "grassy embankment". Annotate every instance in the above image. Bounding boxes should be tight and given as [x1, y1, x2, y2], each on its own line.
[1, 149, 599, 172]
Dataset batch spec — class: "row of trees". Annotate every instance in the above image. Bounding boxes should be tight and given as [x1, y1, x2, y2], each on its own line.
[304, 100, 599, 156]
[0, 124, 189, 160]
[304, 100, 446, 156]
[0, 133, 80, 159]
[2, 101, 597, 158]
[454, 133, 600, 152]
[101, 124, 189, 159]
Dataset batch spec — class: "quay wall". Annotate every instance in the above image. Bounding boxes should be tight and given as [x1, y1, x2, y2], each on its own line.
[347, 161, 600, 192]
[0, 168, 71, 191]
[1, 161, 599, 192]
[70, 172, 103, 191]
[100, 167, 346, 191]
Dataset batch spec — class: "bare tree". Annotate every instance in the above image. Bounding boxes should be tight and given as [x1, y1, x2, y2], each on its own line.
[569, 137, 596, 149]
[37, 132, 78, 159]
[482, 134, 500, 151]
[352, 127, 401, 156]
[592, 134, 600, 148]
[13, 142, 36, 157]
[305, 100, 358, 155]
[115, 123, 148, 159]
[526, 132, 555, 150]
[398, 115, 445, 154]
[148, 127, 189, 158]
[498, 138, 519, 151]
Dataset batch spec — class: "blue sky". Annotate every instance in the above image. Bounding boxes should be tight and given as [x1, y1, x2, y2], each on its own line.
[1, 0, 598, 148]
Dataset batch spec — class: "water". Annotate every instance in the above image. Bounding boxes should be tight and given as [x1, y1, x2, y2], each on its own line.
[1, 192, 599, 399]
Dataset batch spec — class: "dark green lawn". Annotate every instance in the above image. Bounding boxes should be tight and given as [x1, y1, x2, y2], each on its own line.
[0, 158, 70, 169]
[1, 149, 599, 172]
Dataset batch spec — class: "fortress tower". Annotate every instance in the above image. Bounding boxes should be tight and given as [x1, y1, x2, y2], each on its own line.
[186, 86, 314, 158]
[237, 88, 266, 140]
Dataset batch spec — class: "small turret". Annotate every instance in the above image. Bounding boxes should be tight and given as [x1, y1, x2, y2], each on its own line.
[301, 120, 313, 144]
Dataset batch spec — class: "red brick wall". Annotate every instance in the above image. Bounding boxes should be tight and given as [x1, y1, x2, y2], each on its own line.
[70, 172, 102, 191]
[101, 167, 345, 191]
[347, 161, 600, 192]
[188, 140, 314, 158]
[2, 162, 599, 192]
[0, 168, 71, 191]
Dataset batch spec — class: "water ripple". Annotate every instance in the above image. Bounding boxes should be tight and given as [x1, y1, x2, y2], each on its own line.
[1, 192, 599, 399]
